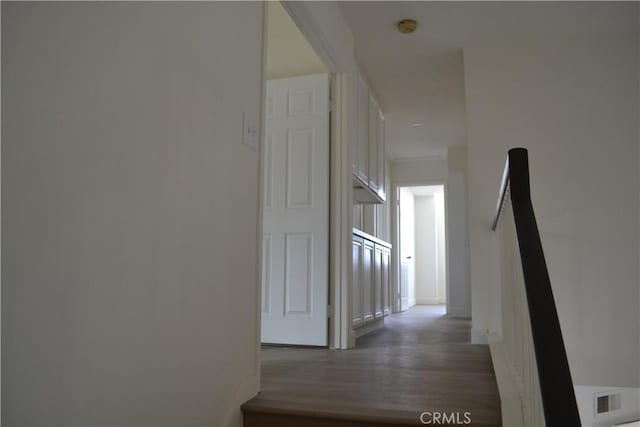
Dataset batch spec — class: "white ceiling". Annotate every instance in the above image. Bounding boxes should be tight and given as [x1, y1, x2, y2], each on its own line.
[338, 1, 638, 160]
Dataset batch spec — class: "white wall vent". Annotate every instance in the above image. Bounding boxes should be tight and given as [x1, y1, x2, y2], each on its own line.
[595, 391, 623, 415]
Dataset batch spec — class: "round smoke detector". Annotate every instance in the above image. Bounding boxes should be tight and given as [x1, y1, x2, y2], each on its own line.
[397, 19, 417, 34]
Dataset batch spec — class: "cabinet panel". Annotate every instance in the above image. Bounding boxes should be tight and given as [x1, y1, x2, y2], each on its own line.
[374, 245, 383, 319]
[368, 95, 379, 193]
[381, 247, 391, 316]
[377, 111, 386, 199]
[353, 230, 391, 329]
[362, 240, 375, 322]
[351, 72, 386, 204]
[352, 237, 364, 327]
[356, 75, 369, 183]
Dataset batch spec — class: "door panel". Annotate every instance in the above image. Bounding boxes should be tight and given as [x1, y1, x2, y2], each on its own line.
[261, 74, 330, 346]
[284, 233, 313, 315]
[262, 234, 272, 314]
[399, 187, 415, 311]
[400, 259, 410, 311]
[286, 130, 314, 208]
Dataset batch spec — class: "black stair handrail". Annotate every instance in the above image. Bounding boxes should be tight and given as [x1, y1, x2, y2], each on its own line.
[492, 148, 581, 427]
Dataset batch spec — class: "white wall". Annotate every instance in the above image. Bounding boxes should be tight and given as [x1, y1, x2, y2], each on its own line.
[415, 196, 438, 304]
[446, 147, 471, 317]
[414, 195, 446, 305]
[267, 2, 326, 80]
[2, 3, 263, 426]
[464, 17, 640, 389]
[391, 157, 448, 184]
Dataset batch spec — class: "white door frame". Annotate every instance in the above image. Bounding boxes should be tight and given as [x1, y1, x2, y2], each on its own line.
[258, 2, 352, 350]
[391, 180, 450, 315]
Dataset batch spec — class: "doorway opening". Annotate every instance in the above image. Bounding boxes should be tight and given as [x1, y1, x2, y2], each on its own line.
[259, 2, 332, 347]
[397, 185, 447, 314]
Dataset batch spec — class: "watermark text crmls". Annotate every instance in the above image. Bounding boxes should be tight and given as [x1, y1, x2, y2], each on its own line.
[419, 411, 472, 425]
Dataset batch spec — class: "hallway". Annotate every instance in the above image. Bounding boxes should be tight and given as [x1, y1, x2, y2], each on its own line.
[243, 306, 501, 426]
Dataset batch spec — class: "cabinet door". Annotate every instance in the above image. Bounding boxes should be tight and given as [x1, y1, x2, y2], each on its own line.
[368, 95, 379, 193]
[362, 240, 375, 322]
[356, 75, 369, 183]
[352, 237, 364, 328]
[374, 245, 383, 319]
[382, 247, 391, 316]
[377, 111, 386, 199]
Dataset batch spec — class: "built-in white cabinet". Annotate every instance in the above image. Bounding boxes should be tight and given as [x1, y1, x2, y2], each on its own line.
[376, 109, 386, 200]
[368, 95, 379, 195]
[354, 75, 369, 184]
[353, 72, 386, 204]
[352, 229, 391, 329]
[368, 95, 386, 200]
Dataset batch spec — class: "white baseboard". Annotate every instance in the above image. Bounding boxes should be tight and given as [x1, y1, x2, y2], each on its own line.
[354, 317, 384, 339]
[447, 306, 471, 318]
[415, 298, 445, 305]
[471, 327, 489, 344]
[348, 329, 356, 349]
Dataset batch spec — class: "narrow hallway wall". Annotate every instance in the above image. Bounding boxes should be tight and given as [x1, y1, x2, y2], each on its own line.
[2, 3, 264, 425]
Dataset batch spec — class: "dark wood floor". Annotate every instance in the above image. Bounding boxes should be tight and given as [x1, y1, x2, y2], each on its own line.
[243, 306, 501, 426]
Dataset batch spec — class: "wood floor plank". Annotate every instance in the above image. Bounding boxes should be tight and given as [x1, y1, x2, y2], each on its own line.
[243, 305, 502, 427]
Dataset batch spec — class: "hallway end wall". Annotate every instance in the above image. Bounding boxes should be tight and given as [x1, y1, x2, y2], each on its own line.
[390, 154, 471, 318]
[414, 195, 446, 305]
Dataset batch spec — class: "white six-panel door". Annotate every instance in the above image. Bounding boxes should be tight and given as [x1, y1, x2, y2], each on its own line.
[261, 74, 329, 346]
[399, 187, 415, 311]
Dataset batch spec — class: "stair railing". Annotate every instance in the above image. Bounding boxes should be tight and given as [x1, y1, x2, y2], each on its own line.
[492, 148, 581, 427]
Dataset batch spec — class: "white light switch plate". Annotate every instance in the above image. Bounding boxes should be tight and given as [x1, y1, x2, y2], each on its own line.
[242, 112, 258, 151]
